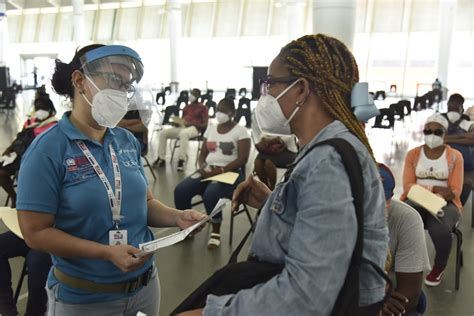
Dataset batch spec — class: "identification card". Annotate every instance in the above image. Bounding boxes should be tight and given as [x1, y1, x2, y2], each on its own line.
[109, 229, 128, 246]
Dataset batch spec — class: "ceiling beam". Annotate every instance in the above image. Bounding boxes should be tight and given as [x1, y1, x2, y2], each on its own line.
[48, 0, 60, 7]
[7, 0, 25, 10]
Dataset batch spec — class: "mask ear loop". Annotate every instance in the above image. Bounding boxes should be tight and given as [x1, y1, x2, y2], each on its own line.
[275, 78, 303, 101]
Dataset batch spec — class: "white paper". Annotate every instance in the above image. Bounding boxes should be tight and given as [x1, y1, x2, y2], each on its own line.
[1, 152, 17, 167]
[135, 199, 228, 257]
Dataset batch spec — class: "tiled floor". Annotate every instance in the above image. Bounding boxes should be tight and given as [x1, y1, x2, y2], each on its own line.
[0, 91, 472, 315]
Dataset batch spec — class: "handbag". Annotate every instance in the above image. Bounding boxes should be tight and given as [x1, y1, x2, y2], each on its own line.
[256, 137, 286, 155]
[171, 138, 391, 316]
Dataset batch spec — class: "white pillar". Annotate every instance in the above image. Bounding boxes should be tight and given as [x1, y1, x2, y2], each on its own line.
[72, 0, 85, 45]
[0, 1, 7, 66]
[312, 0, 357, 50]
[287, 0, 306, 41]
[168, 0, 182, 93]
[437, 0, 456, 89]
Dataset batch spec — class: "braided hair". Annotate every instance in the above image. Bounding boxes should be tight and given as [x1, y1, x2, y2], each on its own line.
[279, 34, 374, 158]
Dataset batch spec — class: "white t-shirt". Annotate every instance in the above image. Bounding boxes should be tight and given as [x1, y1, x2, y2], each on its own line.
[204, 124, 250, 167]
[415, 147, 449, 188]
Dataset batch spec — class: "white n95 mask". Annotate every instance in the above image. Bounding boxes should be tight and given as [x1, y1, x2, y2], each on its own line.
[216, 112, 230, 124]
[83, 76, 129, 128]
[34, 109, 49, 121]
[424, 134, 444, 149]
[255, 79, 301, 136]
[446, 111, 461, 123]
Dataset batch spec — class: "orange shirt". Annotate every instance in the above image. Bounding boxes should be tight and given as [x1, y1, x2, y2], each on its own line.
[400, 145, 464, 211]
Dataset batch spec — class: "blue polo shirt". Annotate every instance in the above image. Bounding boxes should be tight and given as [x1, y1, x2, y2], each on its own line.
[16, 112, 154, 304]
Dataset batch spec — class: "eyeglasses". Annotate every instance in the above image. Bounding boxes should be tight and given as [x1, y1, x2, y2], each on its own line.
[90, 72, 135, 98]
[259, 76, 299, 96]
[423, 128, 444, 136]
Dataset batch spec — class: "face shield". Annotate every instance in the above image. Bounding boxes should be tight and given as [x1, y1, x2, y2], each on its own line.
[79, 45, 157, 128]
[80, 45, 144, 99]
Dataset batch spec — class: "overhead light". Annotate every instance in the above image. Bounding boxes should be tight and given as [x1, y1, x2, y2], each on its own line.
[5, 9, 22, 16]
[274, 2, 283, 8]
[59, 6, 73, 12]
[100, 2, 120, 10]
[41, 7, 59, 14]
[23, 8, 41, 14]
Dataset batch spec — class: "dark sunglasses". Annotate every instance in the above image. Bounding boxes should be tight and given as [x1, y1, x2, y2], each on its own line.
[423, 128, 444, 136]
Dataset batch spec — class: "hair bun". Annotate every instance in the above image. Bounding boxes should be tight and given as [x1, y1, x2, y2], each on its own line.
[51, 59, 74, 99]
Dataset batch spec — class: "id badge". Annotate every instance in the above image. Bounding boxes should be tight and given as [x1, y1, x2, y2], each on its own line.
[109, 230, 128, 246]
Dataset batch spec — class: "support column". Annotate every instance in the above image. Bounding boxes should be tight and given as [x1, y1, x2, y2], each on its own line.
[0, 1, 7, 67]
[72, 0, 85, 45]
[437, 0, 456, 90]
[168, 0, 182, 93]
[312, 0, 357, 50]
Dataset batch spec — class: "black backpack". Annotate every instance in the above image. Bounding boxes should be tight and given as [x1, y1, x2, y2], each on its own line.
[171, 138, 391, 316]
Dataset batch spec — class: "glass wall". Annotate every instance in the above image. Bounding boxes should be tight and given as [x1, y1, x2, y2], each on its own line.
[4, 0, 474, 98]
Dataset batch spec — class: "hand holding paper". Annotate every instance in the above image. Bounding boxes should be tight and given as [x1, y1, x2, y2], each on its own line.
[135, 199, 229, 257]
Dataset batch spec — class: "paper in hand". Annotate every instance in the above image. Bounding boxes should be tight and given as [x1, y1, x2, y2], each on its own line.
[135, 199, 229, 257]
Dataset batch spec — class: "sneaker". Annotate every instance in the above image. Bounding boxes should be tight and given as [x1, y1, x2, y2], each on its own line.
[425, 265, 445, 286]
[153, 158, 165, 167]
[177, 159, 185, 171]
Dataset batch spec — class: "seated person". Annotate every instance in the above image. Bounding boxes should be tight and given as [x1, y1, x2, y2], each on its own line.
[465, 105, 474, 121]
[254, 135, 297, 190]
[174, 98, 250, 248]
[400, 113, 463, 287]
[442, 93, 474, 171]
[0, 96, 57, 207]
[155, 88, 209, 171]
[0, 232, 52, 316]
[379, 164, 431, 316]
[118, 110, 148, 154]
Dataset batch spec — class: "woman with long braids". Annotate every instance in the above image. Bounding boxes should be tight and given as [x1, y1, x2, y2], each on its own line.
[180, 34, 389, 316]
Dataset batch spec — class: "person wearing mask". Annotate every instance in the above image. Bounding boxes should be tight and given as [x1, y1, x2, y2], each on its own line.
[0, 96, 57, 208]
[442, 93, 474, 171]
[401, 113, 464, 287]
[378, 164, 431, 316]
[179, 34, 388, 316]
[15, 44, 205, 316]
[174, 98, 250, 248]
[154, 88, 209, 171]
[0, 98, 56, 316]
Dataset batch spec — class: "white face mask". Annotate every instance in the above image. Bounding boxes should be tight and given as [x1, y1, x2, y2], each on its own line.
[255, 79, 301, 136]
[35, 109, 49, 121]
[216, 112, 230, 124]
[424, 134, 444, 149]
[83, 76, 129, 128]
[190, 94, 197, 103]
[446, 111, 461, 123]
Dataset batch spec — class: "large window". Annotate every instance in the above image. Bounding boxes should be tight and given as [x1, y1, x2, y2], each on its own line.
[38, 13, 56, 42]
[4, 0, 474, 99]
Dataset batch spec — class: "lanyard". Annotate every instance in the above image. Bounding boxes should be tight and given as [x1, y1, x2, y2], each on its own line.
[76, 140, 122, 228]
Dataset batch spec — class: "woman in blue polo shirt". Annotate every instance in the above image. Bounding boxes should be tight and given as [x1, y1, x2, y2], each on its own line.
[16, 44, 205, 316]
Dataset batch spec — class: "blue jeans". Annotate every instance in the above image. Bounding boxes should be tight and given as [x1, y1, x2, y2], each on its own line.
[0, 231, 52, 316]
[174, 169, 244, 223]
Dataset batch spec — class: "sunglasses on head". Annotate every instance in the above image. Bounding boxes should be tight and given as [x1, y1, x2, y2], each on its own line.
[423, 128, 444, 136]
